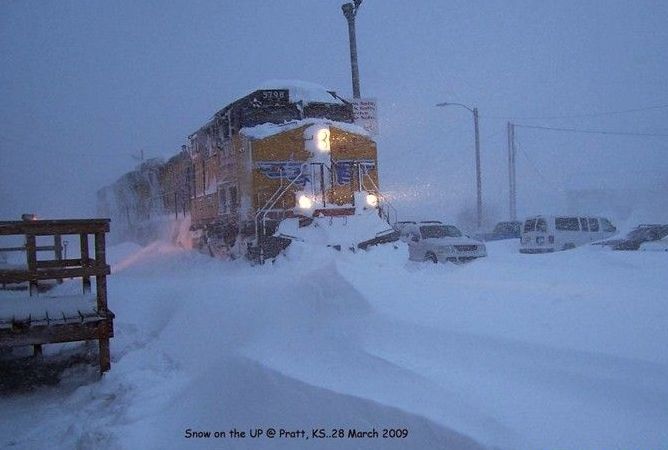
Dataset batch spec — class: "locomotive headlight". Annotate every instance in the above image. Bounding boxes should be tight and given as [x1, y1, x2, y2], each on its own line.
[316, 128, 330, 152]
[298, 194, 314, 209]
[365, 194, 378, 207]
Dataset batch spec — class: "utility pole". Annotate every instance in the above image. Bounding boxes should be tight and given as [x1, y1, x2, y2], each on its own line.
[473, 107, 482, 229]
[342, 0, 362, 98]
[507, 122, 517, 220]
[436, 102, 483, 228]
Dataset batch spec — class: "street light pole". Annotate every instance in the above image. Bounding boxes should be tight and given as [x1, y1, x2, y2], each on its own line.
[473, 107, 482, 229]
[342, 0, 362, 98]
[436, 102, 483, 229]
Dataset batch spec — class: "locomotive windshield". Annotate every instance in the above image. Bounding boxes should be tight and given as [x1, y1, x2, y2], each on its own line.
[420, 225, 462, 239]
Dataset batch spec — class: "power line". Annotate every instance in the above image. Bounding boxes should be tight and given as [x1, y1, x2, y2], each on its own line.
[514, 124, 668, 137]
[484, 103, 668, 121]
[515, 135, 564, 192]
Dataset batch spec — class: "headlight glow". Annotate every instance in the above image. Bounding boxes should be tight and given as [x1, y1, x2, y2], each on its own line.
[298, 195, 313, 209]
[365, 194, 378, 207]
[316, 128, 330, 152]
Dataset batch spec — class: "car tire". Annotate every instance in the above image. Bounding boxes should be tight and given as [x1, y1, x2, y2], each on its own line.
[425, 252, 438, 263]
[562, 243, 576, 250]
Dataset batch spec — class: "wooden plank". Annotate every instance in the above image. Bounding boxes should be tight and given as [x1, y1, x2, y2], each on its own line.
[94, 232, 108, 312]
[99, 337, 111, 373]
[80, 234, 91, 294]
[0, 219, 110, 236]
[0, 265, 110, 283]
[25, 234, 38, 296]
[0, 317, 113, 346]
[0, 246, 26, 252]
[0, 245, 59, 252]
[35, 258, 83, 269]
[98, 320, 111, 373]
[54, 234, 63, 284]
[0, 218, 110, 226]
[54, 235, 63, 260]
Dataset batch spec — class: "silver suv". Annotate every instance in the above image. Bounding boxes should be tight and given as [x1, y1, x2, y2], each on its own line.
[399, 221, 487, 263]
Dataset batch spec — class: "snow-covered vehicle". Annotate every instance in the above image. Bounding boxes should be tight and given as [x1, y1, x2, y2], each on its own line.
[357, 228, 400, 250]
[520, 215, 616, 253]
[400, 221, 486, 263]
[595, 224, 668, 251]
[393, 221, 417, 233]
[475, 221, 522, 241]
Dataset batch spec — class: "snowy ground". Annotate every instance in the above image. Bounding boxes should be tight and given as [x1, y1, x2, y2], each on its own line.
[1, 233, 668, 449]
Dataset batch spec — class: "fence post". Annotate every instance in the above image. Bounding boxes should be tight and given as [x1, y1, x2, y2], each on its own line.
[80, 234, 91, 294]
[94, 231, 110, 373]
[54, 234, 63, 284]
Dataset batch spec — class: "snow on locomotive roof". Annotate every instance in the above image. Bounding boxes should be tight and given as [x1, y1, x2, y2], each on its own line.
[253, 80, 344, 105]
[241, 119, 370, 140]
[190, 80, 346, 138]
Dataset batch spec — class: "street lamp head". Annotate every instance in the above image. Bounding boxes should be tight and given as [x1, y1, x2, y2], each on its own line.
[342, 1, 361, 19]
[436, 101, 474, 113]
[342, 3, 354, 18]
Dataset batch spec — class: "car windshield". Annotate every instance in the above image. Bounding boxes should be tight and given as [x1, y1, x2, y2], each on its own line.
[420, 225, 462, 238]
[494, 222, 518, 233]
[524, 219, 536, 232]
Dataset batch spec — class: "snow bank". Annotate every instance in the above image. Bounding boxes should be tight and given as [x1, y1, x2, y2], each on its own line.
[2, 237, 668, 450]
[277, 208, 392, 249]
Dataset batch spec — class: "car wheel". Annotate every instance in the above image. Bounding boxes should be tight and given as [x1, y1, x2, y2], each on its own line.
[562, 243, 576, 250]
[425, 252, 438, 263]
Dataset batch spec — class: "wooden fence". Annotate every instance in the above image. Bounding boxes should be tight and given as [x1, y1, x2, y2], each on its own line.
[0, 219, 114, 374]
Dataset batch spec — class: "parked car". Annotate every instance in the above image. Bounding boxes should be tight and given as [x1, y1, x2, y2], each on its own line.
[399, 221, 486, 263]
[595, 224, 668, 251]
[475, 221, 522, 241]
[520, 215, 617, 253]
[640, 235, 668, 252]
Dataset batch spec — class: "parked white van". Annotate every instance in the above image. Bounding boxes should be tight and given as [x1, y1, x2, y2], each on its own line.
[520, 215, 616, 253]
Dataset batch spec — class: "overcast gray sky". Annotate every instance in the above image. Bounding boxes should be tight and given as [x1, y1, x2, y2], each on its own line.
[1, 0, 667, 227]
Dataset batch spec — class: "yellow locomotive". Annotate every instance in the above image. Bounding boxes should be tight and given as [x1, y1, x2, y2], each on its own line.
[98, 81, 388, 259]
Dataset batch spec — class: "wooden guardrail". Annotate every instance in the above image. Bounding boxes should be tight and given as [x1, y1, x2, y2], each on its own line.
[0, 218, 114, 374]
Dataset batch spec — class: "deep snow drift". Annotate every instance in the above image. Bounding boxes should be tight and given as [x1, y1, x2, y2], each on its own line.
[1, 235, 667, 449]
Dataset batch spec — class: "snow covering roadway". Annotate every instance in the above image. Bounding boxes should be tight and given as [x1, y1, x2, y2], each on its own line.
[1, 238, 668, 449]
